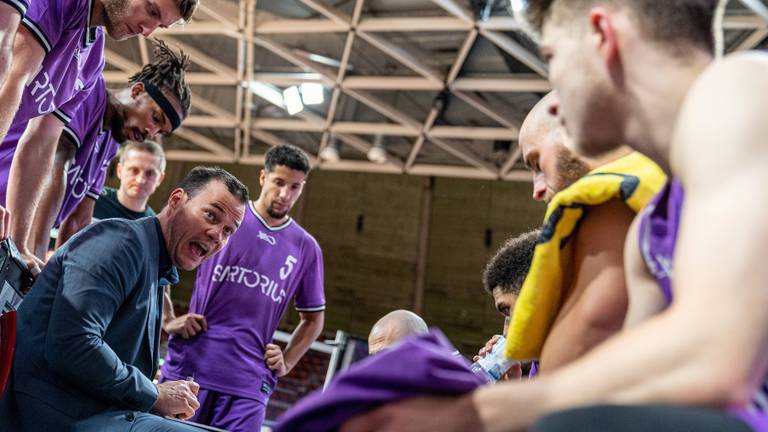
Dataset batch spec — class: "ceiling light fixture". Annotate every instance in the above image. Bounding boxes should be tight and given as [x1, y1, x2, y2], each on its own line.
[367, 135, 387, 164]
[282, 86, 304, 115]
[319, 137, 340, 162]
[300, 83, 325, 105]
[249, 81, 285, 109]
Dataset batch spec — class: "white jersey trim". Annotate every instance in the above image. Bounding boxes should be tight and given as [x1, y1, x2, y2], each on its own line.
[61, 124, 82, 149]
[295, 305, 325, 313]
[249, 201, 294, 232]
[21, 17, 51, 53]
[53, 109, 73, 125]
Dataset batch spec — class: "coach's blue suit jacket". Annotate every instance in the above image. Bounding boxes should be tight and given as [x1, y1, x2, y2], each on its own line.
[0, 217, 178, 431]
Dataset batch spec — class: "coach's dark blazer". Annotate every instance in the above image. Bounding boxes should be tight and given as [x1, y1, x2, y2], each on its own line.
[0, 217, 178, 431]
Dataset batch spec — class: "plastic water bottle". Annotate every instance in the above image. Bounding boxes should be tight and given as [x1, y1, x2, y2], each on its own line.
[470, 336, 514, 383]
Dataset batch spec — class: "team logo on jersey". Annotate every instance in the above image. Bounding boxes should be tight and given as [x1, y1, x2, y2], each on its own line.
[66, 163, 92, 200]
[212, 264, 287, 304]
[30, 72, 57, 115]
[258, 231, 276, 246]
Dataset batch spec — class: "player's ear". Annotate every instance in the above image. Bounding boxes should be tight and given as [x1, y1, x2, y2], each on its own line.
[167, 188, 187, 210]
[131, 82, 146, 99]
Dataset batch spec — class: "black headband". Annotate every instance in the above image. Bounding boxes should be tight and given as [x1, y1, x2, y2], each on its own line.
[143, 80, 181, 132]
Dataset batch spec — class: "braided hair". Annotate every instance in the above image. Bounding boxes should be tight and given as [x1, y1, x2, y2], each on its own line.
[128, 39, 191, 117]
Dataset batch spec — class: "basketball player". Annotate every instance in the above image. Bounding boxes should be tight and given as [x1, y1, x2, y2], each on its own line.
[0, 0, 198, 271]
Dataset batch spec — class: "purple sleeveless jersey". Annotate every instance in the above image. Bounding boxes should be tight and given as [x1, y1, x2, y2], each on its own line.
[162, 203, 326, 403]
[0, 0, 105, 204]
[55, 77, 120, 226]
[0, 78, 118, 213]
[638, 178, 683, 304]
[639, 178, 768, 430]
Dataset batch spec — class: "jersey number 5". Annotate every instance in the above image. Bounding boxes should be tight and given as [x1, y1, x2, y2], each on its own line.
[280, 255, 297, 280]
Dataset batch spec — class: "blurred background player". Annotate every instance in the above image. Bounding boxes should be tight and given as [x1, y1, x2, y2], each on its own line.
[368, 309, 428, 355]
[93, 141, 167, 222]
[475, 229, 539, 380]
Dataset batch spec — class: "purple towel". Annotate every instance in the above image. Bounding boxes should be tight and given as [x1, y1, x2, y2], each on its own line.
[274, 329, 485, 432]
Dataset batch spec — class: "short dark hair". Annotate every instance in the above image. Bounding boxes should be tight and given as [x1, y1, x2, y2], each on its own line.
[526, 0, 717, 54]
[176, 166, 249, 204]
[483, 229, 540, 295]
[119, 140, 167, 171]
[129, 39, 192, 118]
[264, 144, 311, 174]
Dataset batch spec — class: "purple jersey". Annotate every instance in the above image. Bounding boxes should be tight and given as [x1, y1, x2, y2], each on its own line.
[12, 0, 104, 126]
[639, 178, 768, 428]
[0, 5, 105, 203]
[162, 204, 326, 402]
[528, 361, 538, 379]
[638, 178, 683, 304]
[0, 79, 118, 210]
[55, 78, 120, 226]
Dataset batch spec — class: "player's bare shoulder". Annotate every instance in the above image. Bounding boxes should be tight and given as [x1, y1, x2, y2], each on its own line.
[671, 51, 768, 182]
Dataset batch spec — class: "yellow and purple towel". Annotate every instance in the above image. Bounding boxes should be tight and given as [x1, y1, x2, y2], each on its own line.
[505, 152, 666, 361]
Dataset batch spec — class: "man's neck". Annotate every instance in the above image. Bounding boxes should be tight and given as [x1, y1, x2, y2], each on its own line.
[117, 188, 149, 213]
[624, 48, 712, 174]
[253, 199, 289, 228]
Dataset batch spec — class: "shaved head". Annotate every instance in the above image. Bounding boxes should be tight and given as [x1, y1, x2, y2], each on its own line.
[368, 310, 428, 355]
[519, 92, 592, 202]
[520, 92, 563, 149]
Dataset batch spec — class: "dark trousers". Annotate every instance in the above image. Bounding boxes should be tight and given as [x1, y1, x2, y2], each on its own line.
[533, 405, 753, 432]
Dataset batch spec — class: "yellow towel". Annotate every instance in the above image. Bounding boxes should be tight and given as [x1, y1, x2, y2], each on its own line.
[505, 152, 666, 361]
